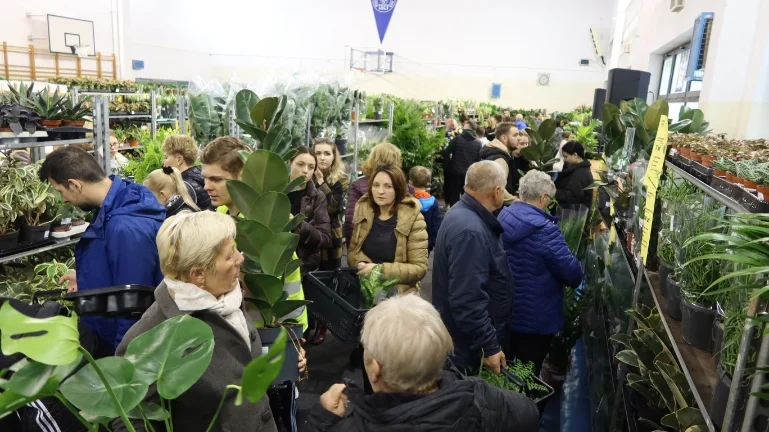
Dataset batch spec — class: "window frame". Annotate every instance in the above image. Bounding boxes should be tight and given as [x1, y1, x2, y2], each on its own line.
[658, 45, 699, 106]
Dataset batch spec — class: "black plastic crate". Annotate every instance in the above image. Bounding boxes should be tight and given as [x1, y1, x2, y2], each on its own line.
[305, 268, 367, 343]
[65, 284, 155, 317]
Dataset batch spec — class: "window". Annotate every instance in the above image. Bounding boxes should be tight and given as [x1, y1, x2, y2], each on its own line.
[658, 45, 700, 107]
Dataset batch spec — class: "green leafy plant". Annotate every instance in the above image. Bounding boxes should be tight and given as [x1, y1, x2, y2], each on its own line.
[0, 302, 287, 431]
[389, 99, 445, 173]
[522, 118, 560, 172]
[677, 106, 711, 135]
[123, 127, 179, 183]
[359, 264, 399, 309]
[230, 91, 311, 327]
[32, 88, 67, 121]
[6, 81, 36, 107]
[547, 284, 593, 372]
[17, 163, 56, 226]
[570, 119, 601, 154]
[611, 305, 706, 431]
[0, 160, 25, 234]
[61, 98, 91, 122]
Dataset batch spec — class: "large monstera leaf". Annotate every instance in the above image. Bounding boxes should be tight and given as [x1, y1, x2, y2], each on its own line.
[0, 302, 80, 366]
[60, 357, 148, 418]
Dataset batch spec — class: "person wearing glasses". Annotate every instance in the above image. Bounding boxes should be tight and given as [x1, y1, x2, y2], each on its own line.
[497, 170, 583, 375]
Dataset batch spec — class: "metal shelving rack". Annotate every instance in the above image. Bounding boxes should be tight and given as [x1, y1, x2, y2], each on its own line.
[350, 100, 394, 177]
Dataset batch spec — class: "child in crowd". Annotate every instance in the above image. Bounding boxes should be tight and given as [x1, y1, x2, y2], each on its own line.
[409, 166, 443, 253]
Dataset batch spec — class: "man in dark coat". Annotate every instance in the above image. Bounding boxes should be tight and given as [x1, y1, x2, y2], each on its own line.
[432, 161, 514, 373]
[39, 147, 165, 354]
[554, 141, 594, 209]
[498, 170, 584, 374]
[309, 295, 539, 432]
[446, 119, 482, 205]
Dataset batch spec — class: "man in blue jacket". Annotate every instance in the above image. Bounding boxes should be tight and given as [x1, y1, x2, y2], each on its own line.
[40, 147, 166, 355]
[498, 170, 584, 374]
[432, 161, 514, 374]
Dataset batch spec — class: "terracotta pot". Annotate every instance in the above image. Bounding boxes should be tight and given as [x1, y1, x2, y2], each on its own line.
[0, 127, 12, 132]
[61, 120, 86, 127]
[744, 179, 758, 189]
[702, 159, 713, 167]
[757, 186, 769, 199]
[128, 137, 139, 147]
[702, 155, 716, 164]
[52, 224, 71, 233]
[41, 119, 62, 128]
[351, 112, 357, 121]
[714, 169, 726, 177]
[734, 177, 746, 186]
[681, 148, 691, 157]
[690, 152, 702, 162]
[726, 173, 736, 182]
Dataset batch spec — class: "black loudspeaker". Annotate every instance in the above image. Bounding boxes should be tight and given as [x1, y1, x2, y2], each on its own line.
[592, 88, 606, 119]
[606, 68, 651, 106]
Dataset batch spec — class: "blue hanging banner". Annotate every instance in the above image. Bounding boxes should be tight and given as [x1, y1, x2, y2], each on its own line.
[371, 0, 398, 44]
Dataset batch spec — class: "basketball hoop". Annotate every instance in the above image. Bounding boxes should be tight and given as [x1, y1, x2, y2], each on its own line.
[72, 44, 90, 58]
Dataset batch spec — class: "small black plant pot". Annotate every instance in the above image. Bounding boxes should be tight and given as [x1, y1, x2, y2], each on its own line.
[374, 112, 383, 120]
[712, 320, 724, 369]
[0, 230, 20, 252]
[658, 260, 673, 298]
[681, 295, 716, 352]
[666, 275, 682, 321]
[259, 324, 303, 385]
[709, 363, 749, 431]
[19, 221, 53, 245]
[334, 138, 348, 156]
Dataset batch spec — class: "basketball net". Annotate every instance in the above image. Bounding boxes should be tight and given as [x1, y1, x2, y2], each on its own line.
[73, 45, 90, 58]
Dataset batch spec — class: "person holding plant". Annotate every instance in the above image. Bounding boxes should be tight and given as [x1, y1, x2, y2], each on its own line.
[498, 170, 584, 375]
[343, 143, 414, 247]
[348, 164, 428, 296]
[39, 146, 166, 355]
[162, 134, 212, 210]
[432, 161, 514, 375]
[114, 211, 307, 432]
[144, 166, 201, 217]
[554, 141, 594, 209]
[287, 146, 332, 275]
[310, 295, 540, 432]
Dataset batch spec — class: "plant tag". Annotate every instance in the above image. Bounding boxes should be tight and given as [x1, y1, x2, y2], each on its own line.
[262, 346, 269, 355]
[669, 215, 675, 231]
[61, 218, 72, 225]
[44, 230, 50, 238]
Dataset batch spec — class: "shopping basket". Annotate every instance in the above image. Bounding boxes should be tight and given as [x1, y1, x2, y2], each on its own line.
[305, 268, 368, 343]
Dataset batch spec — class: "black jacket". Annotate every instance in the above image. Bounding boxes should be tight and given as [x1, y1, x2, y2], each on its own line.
[291, 181, 332, 275]
[309, 371, 540, 432]
[555, 160, 593, 209]
[165, 194, 197, 217]
[479, 144, 515, 195]
[432, 194, 514, 371]
[447, 131, 481, 177]
[181, 165, 212, 211]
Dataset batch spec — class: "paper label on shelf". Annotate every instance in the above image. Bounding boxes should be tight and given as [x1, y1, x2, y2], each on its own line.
[640, 115, 669, 264]
[609, 197, 616, 243]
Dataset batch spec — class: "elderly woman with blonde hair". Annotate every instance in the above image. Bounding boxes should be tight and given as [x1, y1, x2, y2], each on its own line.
[310, 294, 540, 431]
[114, 211, 306, 432]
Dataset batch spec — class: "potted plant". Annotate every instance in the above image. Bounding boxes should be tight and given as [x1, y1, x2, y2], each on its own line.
[32, 88, 67, 128]
[712, 157, 729, 177]
[0, 103, 42, 135]
[756, 167, 769, 199]
[0, 159, 25, 250]
[372, 95, 384, 120]
[0, 301, 288, 431]
[522, 119, 560, 172]
[61, 97, 90, 127]
[230, 91, 311, 384]
[17, 163, 57, 244]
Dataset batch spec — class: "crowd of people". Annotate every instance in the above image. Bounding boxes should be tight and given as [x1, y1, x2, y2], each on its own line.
[16, 112, 589, 431]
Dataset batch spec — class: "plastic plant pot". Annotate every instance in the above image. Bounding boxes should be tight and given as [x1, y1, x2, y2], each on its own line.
[258, 324, 303, 385]
[681, 294, 716, 352]
[0, 230, 20, 251]
[19, 221, 53, 244]
[712, 320, 724, 369]
[66, 284, 155, 316]
[666, 274, 682, 321]
[334, 138, 348, 156]
[709, 363, 749, 431]
[658, 260, 673, 298]
[714, 169, 726, 177]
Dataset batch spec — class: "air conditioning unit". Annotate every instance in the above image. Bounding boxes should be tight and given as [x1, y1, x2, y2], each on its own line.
[624, 43, 632, 53]
[670, 0, 684, 12]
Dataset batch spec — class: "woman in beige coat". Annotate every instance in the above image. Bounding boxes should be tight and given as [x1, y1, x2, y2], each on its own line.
[348, 164, 429, 295]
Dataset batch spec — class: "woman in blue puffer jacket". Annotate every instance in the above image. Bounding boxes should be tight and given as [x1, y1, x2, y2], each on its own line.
[498, 170, 584, 374]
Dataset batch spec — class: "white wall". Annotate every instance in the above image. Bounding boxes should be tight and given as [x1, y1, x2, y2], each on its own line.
[122, 0, 615, 111]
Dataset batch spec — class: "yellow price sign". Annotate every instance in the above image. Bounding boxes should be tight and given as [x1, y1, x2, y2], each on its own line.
[640, 115, 669, 264]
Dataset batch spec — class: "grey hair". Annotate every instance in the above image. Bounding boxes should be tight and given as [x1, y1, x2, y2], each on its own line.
[519, 170, 556, 202]
[465, 161, 506, 192]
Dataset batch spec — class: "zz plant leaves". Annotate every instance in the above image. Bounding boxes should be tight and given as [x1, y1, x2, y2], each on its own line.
[0, 302, 80, 366]
[123, 315, 214, 400]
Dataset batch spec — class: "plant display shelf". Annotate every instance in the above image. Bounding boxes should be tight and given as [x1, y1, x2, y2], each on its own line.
[352, 100, 394, 177]
[76, 91, 140, 96]
[644, 268, 716, 428]
[0, 238, 79, 265]
[109, 114, 152, 119]
[0, 137, 93, 151]
[665, 160, 748, 213]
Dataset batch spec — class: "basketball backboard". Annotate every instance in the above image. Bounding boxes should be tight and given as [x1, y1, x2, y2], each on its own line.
[47, 14, 95, 56]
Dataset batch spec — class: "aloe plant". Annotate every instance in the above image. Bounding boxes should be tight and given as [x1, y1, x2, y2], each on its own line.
[230, 90, 311, 326]
[32, 88, 67, 121]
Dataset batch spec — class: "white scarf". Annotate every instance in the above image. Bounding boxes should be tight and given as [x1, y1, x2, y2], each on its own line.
[164, 278, 251, 349]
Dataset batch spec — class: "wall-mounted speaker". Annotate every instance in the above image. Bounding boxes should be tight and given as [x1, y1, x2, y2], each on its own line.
[592, 88, 606, 120]
[606, 68, 651, 106]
